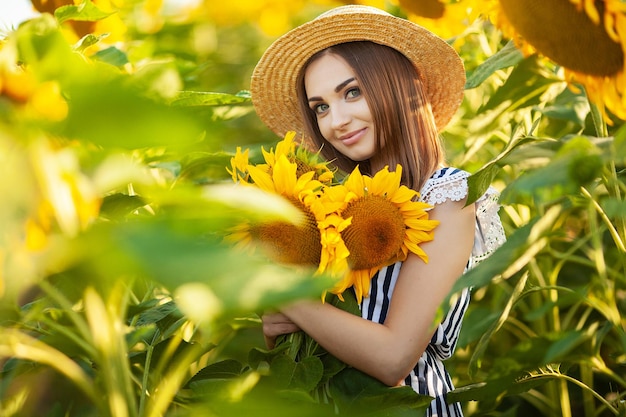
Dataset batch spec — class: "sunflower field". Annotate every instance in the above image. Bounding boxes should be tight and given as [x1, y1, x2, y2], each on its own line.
[0, 1, 625, 416]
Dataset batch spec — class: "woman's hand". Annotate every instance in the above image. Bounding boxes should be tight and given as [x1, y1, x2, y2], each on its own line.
[261, 311, 301, 349]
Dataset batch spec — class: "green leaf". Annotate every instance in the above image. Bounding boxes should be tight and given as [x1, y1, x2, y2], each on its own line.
[614, 123, 626, 165]
[132, 300, 179, 327]
[271, 355, 324, 392]
[500, 135, 605, 203]
[63, 221, 335, 317]
[188, 359, 245, 383]
[99, 194, 147, 220]
[457, 307, 500, 349]
[328, 288, 361, 316]
[447, 375, 547, 405]
[92, 46, 129, 67]
[604, 197, 626, 218]
[466, 163, 499, 206]
[478, 55, 560, 114]
[74, 33, 109, 52]
[537, 87, 590, 126]
[500, 157, 573, 203]
[62, 75, 203, 149]
[543, 330, 587, 363]
[171, 91, 252, 107]
[193, 382, 338, 417]
[178, 151, 234, 183]
[247, 344, 290, 370]
[466, 135, 540, 205]
[448, 204, 562, 302]
[329, 368, 432, 415]
[15, 14, 83, 80]
[55, 0, 116, 24]
[319, 353, 347, 381]
[465, 41, 524, 90]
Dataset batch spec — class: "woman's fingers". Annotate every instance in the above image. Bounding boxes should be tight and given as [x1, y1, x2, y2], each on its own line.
[261, 312, 301, 349]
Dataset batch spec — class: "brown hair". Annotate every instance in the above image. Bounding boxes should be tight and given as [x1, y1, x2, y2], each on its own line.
[297, 41, 444, 191]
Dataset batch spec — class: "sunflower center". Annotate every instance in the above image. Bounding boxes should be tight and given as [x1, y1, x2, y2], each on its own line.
[249, 201, 321, 266]
[341, 195, 406, 270]
[500, 0, 624, 76]
[398, 0, 444, 19]
[294, 158, 314, 177]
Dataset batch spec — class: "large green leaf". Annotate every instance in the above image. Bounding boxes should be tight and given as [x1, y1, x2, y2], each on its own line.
[171, 91, 252, 107]
[329, 367, 432, 416]
[271, 354, 324, 392]
[187, 382, 338, 417]
[54, 0, 116, 24]
[614, 123, 626, 165]
[478, 55, 561, 114]
[500, 135, 605, 203]
[465, 41, 523, 90]
[57, 220, 334, 317]
[466, 135, 539, 205]
[14, 14, 84, 81]
[62, 75, 204, 149]
[92, 46, 129, 67]
[99, 194, 147, 220]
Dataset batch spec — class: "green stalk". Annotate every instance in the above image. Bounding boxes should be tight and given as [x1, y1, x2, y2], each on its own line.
[588, 99, 608, 138]
[580, 186, 625, 254]
[0, 329, 99, 404]
[38, 280, 95, 353]
[545, 373, 619, 415]
[84, 286, 138, 417]
[580, 364, 595, 417]
[138, 343, 155, 417]
[144, 342, 206, 417]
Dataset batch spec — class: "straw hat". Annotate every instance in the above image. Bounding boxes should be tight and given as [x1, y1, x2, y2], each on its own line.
[251, 5, 466, 138]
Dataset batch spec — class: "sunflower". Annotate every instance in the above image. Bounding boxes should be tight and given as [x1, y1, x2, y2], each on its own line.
[227, 154, 344, 272]
[396, 0, 484, 41]
[229, 131, 335, 185]
[489, 0, 626, 122]
[260, 131, 336, 184]
[227, 146, 250, 183]
[325, 165, 439, 302]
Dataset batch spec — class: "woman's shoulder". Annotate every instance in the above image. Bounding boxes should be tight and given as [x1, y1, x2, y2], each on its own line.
[418, 166, 470, 206]
[419, 167, 506, 266]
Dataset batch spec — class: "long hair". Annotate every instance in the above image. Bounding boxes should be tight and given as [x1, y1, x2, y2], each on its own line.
[297, 41, 444, 191]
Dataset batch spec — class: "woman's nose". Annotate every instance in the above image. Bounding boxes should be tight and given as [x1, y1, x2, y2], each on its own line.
[330, 104, 350, 129]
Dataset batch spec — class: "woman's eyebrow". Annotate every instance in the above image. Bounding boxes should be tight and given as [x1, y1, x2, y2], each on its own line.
[308, 77, 357, 103]
[334, 77, 356, 93]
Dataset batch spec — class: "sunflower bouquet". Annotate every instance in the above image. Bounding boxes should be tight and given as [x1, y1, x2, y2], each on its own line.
[227, 131, 439, 302]
[227, 131, 438, 411]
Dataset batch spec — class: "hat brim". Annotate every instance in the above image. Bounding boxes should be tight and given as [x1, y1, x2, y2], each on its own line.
[251, 6, 466, 138]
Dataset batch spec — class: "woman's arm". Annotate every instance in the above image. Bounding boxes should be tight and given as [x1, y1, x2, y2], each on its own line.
[263, 197, 476, 386]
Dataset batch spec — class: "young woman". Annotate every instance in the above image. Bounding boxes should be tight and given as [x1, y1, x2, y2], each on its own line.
[250, 6, 506, 416]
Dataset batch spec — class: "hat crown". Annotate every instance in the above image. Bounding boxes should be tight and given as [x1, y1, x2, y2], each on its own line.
[317, 5, 391, 19]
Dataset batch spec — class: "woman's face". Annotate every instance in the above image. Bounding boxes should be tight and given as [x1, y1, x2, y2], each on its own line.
[304, 53, 377, 162]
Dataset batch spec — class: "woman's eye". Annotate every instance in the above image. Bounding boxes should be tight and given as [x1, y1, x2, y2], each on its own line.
[314, 103, 329, 114]
[346, 87, 361, 99]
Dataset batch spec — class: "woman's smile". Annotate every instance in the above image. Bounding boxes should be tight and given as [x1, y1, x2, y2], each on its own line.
[339, 127, 368, 145]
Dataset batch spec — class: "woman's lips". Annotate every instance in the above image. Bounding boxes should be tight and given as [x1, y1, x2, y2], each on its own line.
[339, 128, 366, 146]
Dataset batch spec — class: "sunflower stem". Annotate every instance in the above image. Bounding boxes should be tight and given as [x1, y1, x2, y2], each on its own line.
[588, 98, 608, 138]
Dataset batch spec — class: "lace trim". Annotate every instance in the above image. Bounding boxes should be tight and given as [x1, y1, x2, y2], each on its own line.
[472, 187, 507, 266]
[420, 169, 469, 206]
[419, 168, 506, 268]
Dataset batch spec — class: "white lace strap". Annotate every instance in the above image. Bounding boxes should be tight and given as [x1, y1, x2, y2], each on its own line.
[472, 186, 506, 266]
[419, 168, 469, 205]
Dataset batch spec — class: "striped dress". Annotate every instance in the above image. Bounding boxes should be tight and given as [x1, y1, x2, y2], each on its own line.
[360, 167, 506, 417]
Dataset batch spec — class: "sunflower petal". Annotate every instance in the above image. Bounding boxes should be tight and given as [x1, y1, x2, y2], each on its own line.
[247, 164, 275, 192]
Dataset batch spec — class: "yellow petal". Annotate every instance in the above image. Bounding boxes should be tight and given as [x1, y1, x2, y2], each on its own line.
[247, 164, 275, 192]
